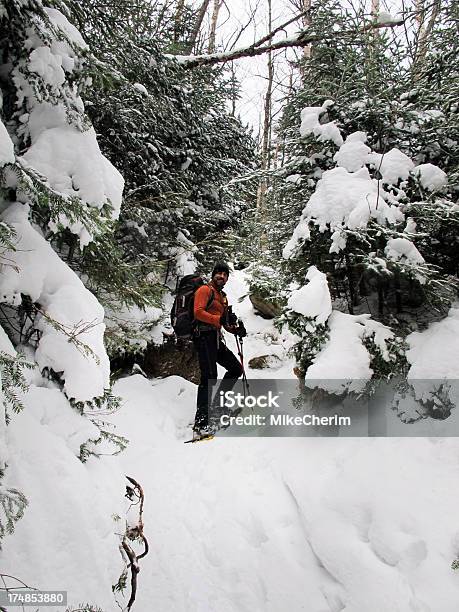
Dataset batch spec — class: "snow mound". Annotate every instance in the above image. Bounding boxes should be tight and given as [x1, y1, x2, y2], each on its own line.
[133, 82, 148, 95]
[21, 121, 124, 242]
[44, 7, 88, 50]
[303, 167, 402, 232]
[299, 101, 343, 146]
[105, 302, 165, 352]
[385, 237, 425, 264]
[0, 203, 110, 401]
[411, 163, 448, 191]
[406, 304, 459, 405]
[283, 166, 404, 257]
[305, 311, 393, 394]
[369, 148, 414, 185]
[287, 266, 332, 324]
[0, 118, 15, 166]
[333, 131, 371, 172]
[1, 381, 125, 610]
[28, 45, 65, 86]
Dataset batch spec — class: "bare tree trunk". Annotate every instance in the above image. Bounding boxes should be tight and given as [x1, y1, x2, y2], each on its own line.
[174, 0, 185, 43]
[184, 0, 211, 54]
[208, 0, 223, 53]
[288, 0, 311, 63]
[256, 0, 274, 251]
[230, 62, 237, 116]
[280, 67, 294, 168]
[301, 0, 312, 59]
[415, 0, 425, 32]
[369, 0, 380, 48]
[415, 0, 441, 66]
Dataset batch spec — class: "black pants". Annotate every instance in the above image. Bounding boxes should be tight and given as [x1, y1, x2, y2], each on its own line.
[194, 330, 243, 427]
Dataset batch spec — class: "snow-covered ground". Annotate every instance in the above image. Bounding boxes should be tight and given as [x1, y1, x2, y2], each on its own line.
[2, 270, 459, 611]
[109, 375, 459, 612]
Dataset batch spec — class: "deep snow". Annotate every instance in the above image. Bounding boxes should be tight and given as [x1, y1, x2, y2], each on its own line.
[2, 270, 459, 611]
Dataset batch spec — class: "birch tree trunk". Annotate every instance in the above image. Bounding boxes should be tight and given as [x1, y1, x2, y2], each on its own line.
[208, 0, 223, 54]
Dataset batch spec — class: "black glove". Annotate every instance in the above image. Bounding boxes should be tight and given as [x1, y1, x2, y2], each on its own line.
[236, 321, 247, 338]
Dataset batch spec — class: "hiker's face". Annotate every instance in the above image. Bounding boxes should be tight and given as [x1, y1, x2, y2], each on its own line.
[213, 271, 228, 287]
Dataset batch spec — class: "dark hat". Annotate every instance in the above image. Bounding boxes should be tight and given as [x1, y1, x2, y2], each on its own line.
[211, 261, 230, 277]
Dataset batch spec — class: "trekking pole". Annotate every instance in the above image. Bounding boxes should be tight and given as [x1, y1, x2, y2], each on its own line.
[235, 333, 250, 401]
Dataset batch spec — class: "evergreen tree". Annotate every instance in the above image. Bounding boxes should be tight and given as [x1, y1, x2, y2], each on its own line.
[54, 0, 257, 357]
[0, 0, 130, 537]
[259, 0, 458, 383]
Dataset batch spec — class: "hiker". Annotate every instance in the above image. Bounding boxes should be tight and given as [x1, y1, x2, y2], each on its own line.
[193, 262, 244, 433]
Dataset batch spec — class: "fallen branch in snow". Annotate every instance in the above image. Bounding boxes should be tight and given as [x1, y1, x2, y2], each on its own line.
[175, 15, 406, 68]
[115, 476, 149, 611]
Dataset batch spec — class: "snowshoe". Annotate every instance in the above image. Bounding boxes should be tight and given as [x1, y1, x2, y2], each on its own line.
[184, 428, 215, 444]
[184, 423, 216, 444]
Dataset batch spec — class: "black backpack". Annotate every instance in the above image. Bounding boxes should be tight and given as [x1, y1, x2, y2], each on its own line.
[170, 275, 214, 339]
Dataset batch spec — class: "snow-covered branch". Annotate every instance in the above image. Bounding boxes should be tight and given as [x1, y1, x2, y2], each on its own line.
[174, 15, 405, 68]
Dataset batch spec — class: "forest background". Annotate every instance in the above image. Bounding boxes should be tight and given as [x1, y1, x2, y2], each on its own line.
[0, 0, 458, 599]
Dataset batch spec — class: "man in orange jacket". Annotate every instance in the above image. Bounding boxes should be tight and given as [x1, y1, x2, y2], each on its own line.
[193, 262, 243, 433]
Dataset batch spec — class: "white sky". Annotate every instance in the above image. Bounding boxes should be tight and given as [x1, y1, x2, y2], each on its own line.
[193, 0, 413, 136]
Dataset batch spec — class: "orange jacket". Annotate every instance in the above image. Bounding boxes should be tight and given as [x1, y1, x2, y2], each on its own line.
[193, 282, 228, 329]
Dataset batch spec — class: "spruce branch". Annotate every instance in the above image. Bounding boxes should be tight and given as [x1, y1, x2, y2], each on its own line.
[31, 304, 102, 365]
